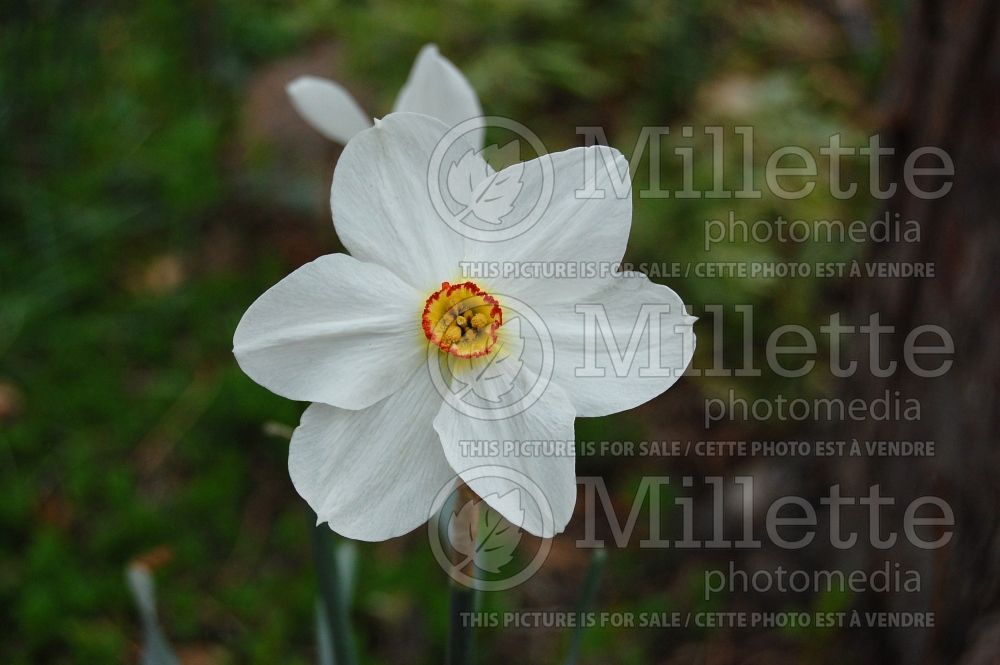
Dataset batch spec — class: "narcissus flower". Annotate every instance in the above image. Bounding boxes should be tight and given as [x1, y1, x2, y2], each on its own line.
[287, 43, 483, 147]
[233, 113, 695, 541]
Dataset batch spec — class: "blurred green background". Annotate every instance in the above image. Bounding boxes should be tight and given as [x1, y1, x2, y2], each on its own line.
[2, 0, 899, 662]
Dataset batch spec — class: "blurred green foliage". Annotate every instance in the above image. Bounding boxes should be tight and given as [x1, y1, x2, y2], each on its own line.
[1, 0, 900, 662]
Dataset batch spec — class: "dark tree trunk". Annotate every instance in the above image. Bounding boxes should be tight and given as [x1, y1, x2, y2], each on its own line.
[841, 0, 1000, 663]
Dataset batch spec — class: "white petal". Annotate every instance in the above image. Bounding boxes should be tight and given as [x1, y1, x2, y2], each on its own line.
[331, 112, 473, 291]
[393, 44, 484, 147]
[536, 273, 696, 417]
[233, 253, 423, 410]
[468, 146, 632, 302]
[290, 369, 454, 541]
[287, 76, 372, 144]
[432, 357, 577, 538]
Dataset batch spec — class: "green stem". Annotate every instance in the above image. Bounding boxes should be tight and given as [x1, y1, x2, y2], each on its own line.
[446, 483, 478, 665]
[563, 549, 608, 665]
[310, 510, 358, 665]
[447, 580, 477, 665]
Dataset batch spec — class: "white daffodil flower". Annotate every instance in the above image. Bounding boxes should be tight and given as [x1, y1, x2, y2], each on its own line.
[233, 112, 695, 541]
[287, 43, 484, 147]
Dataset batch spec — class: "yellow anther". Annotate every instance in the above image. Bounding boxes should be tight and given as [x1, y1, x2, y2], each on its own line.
[421, 281, 503, 358]
[444, 324, 462, 345]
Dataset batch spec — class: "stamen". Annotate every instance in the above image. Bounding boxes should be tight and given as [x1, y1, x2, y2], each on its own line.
[421, 281, 503, 358]
[444, 324, 462, 345]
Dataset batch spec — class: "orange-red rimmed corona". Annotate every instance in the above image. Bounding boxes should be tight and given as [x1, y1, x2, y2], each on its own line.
[422, 281, 503, 358]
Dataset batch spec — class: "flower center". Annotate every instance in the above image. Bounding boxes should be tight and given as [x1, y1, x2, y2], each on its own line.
[422, 281, 503, 358]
